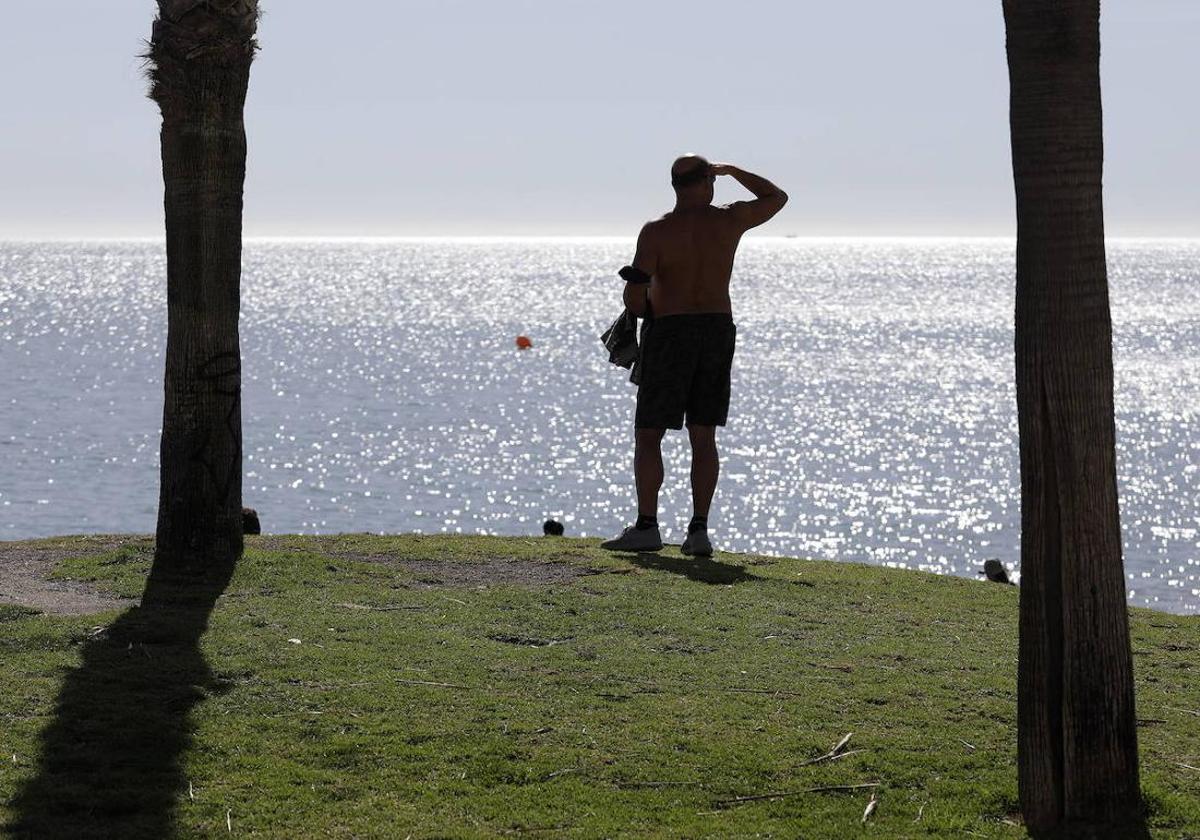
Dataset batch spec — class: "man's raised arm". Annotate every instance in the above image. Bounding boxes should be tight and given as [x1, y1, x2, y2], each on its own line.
[715, 164, 788, 231]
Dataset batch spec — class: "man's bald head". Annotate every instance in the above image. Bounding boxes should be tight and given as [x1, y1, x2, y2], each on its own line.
[671, 154, 712, 190]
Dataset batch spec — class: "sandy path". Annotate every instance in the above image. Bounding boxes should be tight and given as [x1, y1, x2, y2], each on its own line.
[0, 535, 142, 616]
[1, 533, 600, 616]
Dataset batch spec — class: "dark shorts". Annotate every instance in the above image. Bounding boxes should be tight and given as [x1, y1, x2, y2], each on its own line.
[635, 313, 737, 430]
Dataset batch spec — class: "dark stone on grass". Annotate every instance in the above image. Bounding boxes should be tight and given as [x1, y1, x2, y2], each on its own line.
[980, 559, 1014, 585]
[543, 519, 564, 536]
[242, 507, 261, 535]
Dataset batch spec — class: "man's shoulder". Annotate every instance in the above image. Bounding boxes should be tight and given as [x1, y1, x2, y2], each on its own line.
[636, 216, 671, 246]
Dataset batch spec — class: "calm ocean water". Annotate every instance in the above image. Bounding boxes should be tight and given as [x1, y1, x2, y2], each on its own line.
[1, 238, 1197, 612]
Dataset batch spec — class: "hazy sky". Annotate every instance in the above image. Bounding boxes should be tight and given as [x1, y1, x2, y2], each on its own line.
[2, 1, 1197, 237]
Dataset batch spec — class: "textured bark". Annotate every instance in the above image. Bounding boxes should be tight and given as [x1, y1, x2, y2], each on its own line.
[148, 0, 258, 572]
[1003, 1, 1142, 835]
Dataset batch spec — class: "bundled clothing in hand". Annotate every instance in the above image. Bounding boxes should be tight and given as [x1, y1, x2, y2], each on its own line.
[600, 265, 652, 385]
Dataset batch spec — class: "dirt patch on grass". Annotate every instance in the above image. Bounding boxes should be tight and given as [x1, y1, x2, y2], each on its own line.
[0, 535, 143, 616]
[0, 535, 597, 615]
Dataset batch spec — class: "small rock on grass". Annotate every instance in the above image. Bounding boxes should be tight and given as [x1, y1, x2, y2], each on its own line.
[243, 507, 262, 535]
[980, 559, 1013, 585]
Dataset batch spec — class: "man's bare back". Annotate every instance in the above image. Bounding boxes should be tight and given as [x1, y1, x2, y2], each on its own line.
[623, 159, 788, 318]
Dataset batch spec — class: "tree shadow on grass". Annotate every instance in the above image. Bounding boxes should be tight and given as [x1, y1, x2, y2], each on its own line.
[6, 560, 235, 840]
[630, 552, 763, 585]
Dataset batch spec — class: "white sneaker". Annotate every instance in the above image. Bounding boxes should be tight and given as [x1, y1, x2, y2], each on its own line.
[600, 524, 663, 552]
[680, 529, 713, 557]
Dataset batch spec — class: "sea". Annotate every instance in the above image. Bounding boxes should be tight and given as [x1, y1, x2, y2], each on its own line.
[1, 238, 1197, 613]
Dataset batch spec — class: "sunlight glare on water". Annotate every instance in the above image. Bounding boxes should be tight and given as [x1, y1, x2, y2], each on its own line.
[1, 238, 1197, 612]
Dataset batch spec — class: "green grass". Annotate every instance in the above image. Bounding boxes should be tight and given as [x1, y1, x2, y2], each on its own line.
[1, 534, 1197, 838]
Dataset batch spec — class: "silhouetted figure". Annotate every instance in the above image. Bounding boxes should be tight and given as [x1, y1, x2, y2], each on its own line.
[543, 519, 564, 536]
[242, 507, 261, 535]
[602, 155, 787, 557]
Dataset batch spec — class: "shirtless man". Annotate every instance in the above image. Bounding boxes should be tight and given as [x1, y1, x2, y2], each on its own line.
[602, 154, 787, 555]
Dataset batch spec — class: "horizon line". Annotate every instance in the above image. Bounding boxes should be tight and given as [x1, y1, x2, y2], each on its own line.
[4, 234, 1200, 245]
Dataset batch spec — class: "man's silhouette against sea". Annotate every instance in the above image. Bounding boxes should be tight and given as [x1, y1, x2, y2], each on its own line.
[602, 155, 787, 555]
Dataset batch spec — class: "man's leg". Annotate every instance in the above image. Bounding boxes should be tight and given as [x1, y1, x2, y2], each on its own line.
[681, 424, 718, 557]
[635, 427, 667, 519]
[601, 427, 666, 551]
[687, 424, 719, 519]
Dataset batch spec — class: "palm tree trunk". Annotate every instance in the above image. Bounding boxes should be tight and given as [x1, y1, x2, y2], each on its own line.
[148, 0, 259, 574]
[1002, 1, 1141, 833]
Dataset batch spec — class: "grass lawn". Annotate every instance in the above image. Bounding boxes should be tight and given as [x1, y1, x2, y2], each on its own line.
[1, 534, 1197, 838]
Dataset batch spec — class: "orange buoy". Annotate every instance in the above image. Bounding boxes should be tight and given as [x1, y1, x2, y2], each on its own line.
[515, 335, 533, 349]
